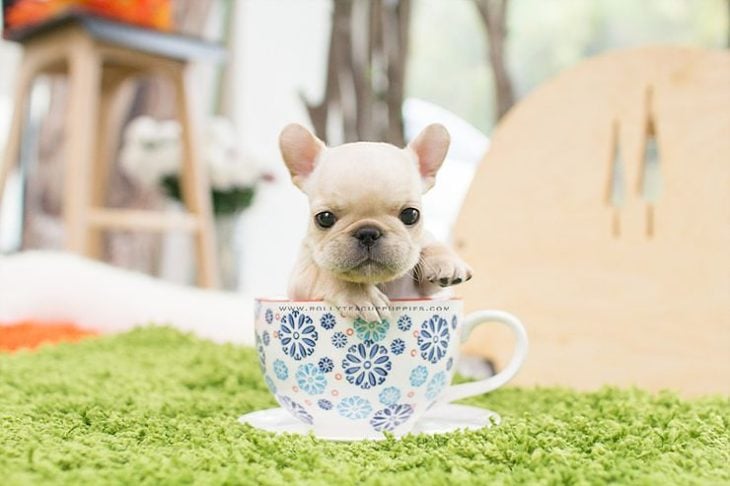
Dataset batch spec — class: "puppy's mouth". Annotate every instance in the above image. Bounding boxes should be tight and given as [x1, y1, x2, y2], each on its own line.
[337, 251, 401, 282]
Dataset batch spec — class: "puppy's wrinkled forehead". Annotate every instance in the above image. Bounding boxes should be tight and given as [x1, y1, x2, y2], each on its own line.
[304, 142, 421, 209]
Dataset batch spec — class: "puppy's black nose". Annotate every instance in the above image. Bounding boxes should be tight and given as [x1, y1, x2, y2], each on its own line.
[353, 226, 382, 247]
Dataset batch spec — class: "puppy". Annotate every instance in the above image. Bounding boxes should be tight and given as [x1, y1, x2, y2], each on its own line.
[279, 123, 472, 322]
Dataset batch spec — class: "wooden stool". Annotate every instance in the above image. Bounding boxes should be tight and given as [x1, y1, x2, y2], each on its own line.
[0, 13, 225, 287]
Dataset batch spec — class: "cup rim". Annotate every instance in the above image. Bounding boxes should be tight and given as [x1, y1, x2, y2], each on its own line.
[255, 297, 463, 303]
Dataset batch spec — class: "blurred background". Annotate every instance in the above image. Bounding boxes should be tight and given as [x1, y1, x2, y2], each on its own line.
[0, 0, 726, 295]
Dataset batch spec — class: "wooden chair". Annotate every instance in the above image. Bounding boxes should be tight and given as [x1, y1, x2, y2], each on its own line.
[455, 46, 730, 396]
[0, 13, 225, 287]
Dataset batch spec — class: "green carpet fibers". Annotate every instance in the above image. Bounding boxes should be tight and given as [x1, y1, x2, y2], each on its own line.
[1, 328, 728, 485]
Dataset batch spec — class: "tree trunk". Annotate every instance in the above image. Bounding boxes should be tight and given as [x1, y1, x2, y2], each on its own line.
[474, 0, 515, 121]
[303, 0, 411, 145]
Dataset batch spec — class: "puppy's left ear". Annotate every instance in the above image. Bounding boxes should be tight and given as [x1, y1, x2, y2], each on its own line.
[279, 123, 326, 189]
[407, 123, 450, 192]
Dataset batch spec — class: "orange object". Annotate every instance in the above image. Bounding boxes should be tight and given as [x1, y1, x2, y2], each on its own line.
[0, 321, 99, 352]
[6, 0, 172, 31]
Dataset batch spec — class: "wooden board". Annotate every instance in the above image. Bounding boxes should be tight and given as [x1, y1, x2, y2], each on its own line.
[454, 46, 730, 396]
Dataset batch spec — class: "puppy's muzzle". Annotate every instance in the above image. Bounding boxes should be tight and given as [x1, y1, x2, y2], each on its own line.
[353, 225, 382, 248]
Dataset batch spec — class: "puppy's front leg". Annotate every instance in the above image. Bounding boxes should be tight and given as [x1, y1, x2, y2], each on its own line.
[415, 234, 472, 296]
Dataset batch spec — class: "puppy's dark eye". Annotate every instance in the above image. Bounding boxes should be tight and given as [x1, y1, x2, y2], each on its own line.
[399, 207, 420, 225]
[315, 211, 337, 229]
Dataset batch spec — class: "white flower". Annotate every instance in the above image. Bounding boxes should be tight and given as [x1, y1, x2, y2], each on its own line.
[119, 115, 263, 191]
[119, 117, 181, 187]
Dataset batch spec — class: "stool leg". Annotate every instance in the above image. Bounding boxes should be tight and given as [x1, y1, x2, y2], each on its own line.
[87, 68, 133, 259]
[0, 61, 34, 211]
[173, 66, 219, 288]
[64, 45, 101, 254]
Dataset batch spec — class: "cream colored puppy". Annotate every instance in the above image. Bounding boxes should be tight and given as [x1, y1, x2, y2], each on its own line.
[280, 123, 472, 322]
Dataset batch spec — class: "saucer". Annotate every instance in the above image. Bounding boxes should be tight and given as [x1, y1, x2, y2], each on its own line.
[238, 404, 500, 441]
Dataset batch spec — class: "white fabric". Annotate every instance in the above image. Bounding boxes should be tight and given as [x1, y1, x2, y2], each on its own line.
[0, 251, 254, 345]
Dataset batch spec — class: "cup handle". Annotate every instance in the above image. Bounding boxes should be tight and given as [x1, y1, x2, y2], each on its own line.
[439, 310, 528, 404]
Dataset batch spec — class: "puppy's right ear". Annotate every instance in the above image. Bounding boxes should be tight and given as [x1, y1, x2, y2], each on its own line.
[279, 123, 325, 189]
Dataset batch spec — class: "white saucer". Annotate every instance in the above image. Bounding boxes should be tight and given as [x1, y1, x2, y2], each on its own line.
[238, 404, 500, 441]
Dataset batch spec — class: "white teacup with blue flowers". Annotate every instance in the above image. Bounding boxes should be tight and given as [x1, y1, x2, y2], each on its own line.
[254, 298, 528, 440]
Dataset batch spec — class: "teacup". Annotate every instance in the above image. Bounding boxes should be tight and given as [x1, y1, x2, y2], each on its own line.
[254, 298, 528, 440]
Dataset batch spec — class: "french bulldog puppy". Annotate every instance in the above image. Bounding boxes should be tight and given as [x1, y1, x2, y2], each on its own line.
[279, 123, 472, 322]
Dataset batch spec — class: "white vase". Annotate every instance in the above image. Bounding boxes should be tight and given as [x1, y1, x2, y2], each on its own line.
[215, 213, 242, 290]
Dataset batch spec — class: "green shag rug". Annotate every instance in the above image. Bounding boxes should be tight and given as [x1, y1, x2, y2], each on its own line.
[1, 328, 728, 485]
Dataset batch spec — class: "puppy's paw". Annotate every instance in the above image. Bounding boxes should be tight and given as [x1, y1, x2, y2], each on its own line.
[421, 253, 473, 288]
[330, 285, 391, 323]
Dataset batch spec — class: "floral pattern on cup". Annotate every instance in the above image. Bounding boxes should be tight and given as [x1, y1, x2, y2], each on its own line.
[280, 310, 318, 360]
[320, 313, 337, 330]
[353, 318, 390, 342]
[262, 330, 270, 346]
[278, 395, 313, 425]
[397, 315, 413, 332]
[265, 375, 276, 394]
[256, 334, 265, 371]
[390, 338, 405, 355]
[342, 341, 392, 389]
[409, 365, 429, 387]
[296, 363, 327, 395]
[370, 404, 414, 432]
[273, 359, 288, 380]
[417, 315, 450, 364]
[426, 371, 448, 400]
[318, 399, 333, 410]
[265, 309, 274, 324]
[337, 396, 373, 420]
[318, 357, 334, 373]
[331, 332, 348, 349]
[378, 386, 401, 406]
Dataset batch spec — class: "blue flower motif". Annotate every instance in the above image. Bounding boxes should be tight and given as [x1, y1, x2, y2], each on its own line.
[451, 315, 458, 330]
[353, 318, 390, 342]
[280, 310, 318, 360]
[390, 338, 405, 355]
[426, 371, 448, 400]
[332, 331, 348, 349]
[446, 357, 454, 371]
[262, 330, 270, 346]
[265, 309, 274, 324]
[256, 334, 265, 371]
[273, 359, 288, 380]
[418, 315, 450, 364]
[378, 386, 401, 406]
[337, 396, 373, 420]
[296, 363, 327, 395]
[320, 312, 337, 330]
[409, 365, 428, 387]
[318, 399, 333, 410]
[397, 315, 412, 331]
[264, 375, 276, 393]
[370, 404, 414, 432]
[342, 341, 392, 389]
[278, 395, 313, 424]
[318, 357, 334, 373]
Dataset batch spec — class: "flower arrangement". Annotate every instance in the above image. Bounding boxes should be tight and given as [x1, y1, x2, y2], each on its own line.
[120, 116, 267, 216]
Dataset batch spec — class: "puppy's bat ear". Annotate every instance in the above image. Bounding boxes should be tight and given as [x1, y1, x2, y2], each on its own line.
[279, 123, 325, 189]
[407, 123, 450, 192]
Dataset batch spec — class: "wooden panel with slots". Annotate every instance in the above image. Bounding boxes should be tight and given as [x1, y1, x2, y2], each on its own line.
[454, 46, 730, 396]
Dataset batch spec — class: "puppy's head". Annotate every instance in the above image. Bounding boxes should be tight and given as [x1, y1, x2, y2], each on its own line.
[279, 123, 449, 284]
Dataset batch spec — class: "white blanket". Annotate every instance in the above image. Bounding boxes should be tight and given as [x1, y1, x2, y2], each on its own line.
[0, 251, 254, 345]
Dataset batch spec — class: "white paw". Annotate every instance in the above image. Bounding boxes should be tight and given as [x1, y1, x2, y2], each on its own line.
[329, 285, 391, 322]
[421, 254, 473, 288]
